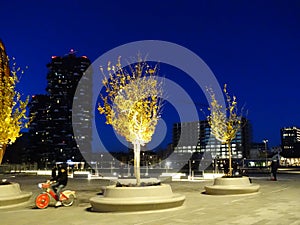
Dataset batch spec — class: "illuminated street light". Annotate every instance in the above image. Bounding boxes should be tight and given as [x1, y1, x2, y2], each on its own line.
[263, 139, 269, 166]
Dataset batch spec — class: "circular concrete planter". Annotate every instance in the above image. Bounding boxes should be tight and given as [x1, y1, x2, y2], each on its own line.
[204, 176, 260, 195]
[90, 184, 185, 212]
[0, 182, 32, 208]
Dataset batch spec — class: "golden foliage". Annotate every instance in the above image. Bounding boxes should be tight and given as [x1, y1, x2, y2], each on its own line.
[207, 84, 242, 143]
[207, 84, 242, 176]
[98, 56, 163, 145]
[0, 59, 30, 146]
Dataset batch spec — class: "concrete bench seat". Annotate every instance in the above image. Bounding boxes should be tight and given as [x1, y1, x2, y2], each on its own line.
[90, 184, 185, 212]
[205, 176, 260, 195]
[0, 182, 32, 208]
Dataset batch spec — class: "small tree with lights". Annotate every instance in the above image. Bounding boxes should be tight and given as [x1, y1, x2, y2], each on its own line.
[0, 57, 30, 164]
[98, 56, 163, 186]
[207, 84, 242, 177]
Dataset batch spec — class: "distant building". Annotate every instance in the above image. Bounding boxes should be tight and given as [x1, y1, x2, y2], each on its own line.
[27, 50, 91, 167]
[4, 133, 30, 164]
[173, 121, 200, 154]
[173, 118, 252, 160]
[251, 142, 266, 159]
[27, 95, 51, 164]
[281, 127, 300, 163]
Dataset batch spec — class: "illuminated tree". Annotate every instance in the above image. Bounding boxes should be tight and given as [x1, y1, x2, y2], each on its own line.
[98, 56, 163, 185]
[0, 55, 30, 164]
[207, 84, 242, 176]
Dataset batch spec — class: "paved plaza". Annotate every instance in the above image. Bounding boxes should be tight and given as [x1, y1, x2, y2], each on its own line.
[1, 172, 300, 225]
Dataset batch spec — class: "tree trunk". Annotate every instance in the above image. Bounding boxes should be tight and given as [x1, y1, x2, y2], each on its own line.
[133, 142, 141, 186]
[0, 143, 7, 165]
[227, 141, 232, 176]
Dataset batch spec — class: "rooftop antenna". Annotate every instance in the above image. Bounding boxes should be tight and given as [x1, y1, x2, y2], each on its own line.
[66, 49, 77, 56]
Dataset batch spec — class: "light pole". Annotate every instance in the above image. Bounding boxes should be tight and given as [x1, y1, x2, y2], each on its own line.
[166, 161, 171, 173]
[263, 139, 268, 167]
[100, 154, 103, 168]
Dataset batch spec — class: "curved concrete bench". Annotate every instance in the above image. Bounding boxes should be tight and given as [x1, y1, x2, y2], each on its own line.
[0, 182, 32, 208]
[90, 184, 185, 212]
[205, 176, 260, 195]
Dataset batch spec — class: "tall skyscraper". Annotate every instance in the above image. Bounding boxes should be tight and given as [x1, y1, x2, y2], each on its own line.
[27, 95, 51, 163]
[28, 50, 91, 166]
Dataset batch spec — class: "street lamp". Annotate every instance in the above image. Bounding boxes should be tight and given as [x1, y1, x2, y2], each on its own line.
[263, 139, 268, 166]
[166, 161, 171, 173]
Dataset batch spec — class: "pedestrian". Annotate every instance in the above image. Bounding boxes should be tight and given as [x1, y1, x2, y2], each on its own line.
[51, 162, 57, 181]
[223, 159, 229, 175]
[271, 160, 279, 181]
[51, 162, 68, 207]
[232, 161, 240, 176]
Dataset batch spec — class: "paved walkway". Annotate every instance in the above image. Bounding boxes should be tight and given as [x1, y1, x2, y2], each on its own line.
[1, 173, 300, 225]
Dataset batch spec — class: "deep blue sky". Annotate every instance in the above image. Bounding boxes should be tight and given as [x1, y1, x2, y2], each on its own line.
[1, 0, 300, 149]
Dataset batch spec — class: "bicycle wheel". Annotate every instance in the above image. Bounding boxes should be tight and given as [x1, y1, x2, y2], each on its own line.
[61, 193, 75, 207]
[35, 193, 50, 209]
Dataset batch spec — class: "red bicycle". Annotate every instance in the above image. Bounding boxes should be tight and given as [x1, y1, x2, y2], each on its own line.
[35, 181, 76, 209]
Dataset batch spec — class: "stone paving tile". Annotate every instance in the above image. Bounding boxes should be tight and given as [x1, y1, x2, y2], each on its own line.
[1, 173, 300, 225]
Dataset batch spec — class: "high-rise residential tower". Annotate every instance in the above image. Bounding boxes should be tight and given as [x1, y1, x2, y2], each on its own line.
[28, 50, 91, 166]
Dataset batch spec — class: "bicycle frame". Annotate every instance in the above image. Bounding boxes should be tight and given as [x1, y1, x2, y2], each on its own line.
[48, 187, 59, 201]
[39, 182, 71, 201]
[36, 182, 76, 209]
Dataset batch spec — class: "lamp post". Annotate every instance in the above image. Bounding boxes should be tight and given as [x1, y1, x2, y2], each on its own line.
[100, 154, 103, 168]
[263, 139, 268, 167]
[166, 161, 171, 173]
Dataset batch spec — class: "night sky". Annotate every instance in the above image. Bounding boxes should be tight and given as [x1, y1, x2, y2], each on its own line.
[1, 0, 300, 150]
